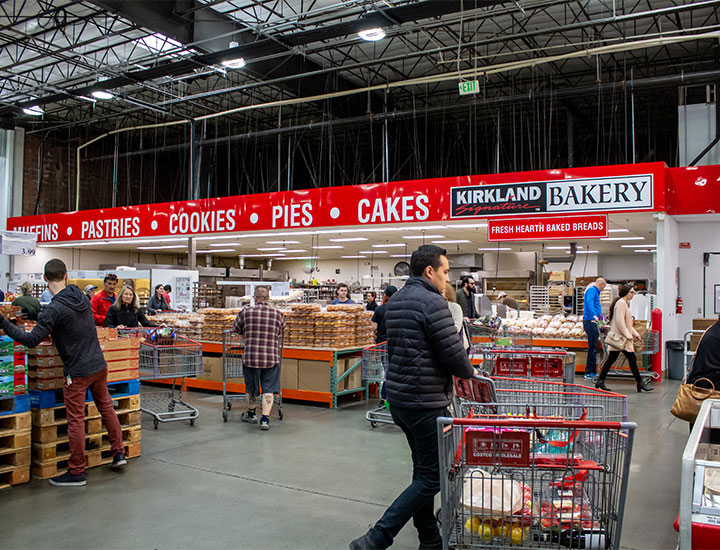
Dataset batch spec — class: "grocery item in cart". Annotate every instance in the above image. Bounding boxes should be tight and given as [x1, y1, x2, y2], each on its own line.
[461, 469, 523, 516]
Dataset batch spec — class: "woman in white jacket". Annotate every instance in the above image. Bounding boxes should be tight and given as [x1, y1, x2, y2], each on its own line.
[595, 285, 654, 393]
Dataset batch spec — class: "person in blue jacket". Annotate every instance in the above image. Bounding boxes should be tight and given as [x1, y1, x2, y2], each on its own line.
[583, 277, 607, 379]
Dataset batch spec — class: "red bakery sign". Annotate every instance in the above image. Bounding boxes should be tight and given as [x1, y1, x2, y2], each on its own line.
[7, 163, 662, 244]
[487, 214, 608, 241]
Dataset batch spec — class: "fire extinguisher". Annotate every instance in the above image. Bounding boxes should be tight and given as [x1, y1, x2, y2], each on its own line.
[676, 297, 683, 314]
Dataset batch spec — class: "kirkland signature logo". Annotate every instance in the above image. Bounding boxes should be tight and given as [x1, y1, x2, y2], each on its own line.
[451, 175, 653, 217]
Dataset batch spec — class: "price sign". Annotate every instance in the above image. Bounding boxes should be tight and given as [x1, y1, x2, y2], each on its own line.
[0, 231, 37, 256]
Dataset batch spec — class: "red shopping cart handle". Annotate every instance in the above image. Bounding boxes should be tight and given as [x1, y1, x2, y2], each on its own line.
[483, 349, 569, 356]
[449, 417, 632, 430]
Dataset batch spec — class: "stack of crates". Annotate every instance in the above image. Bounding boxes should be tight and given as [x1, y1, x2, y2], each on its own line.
[28, 333, 142, 480]
[0, 306, 31, 489]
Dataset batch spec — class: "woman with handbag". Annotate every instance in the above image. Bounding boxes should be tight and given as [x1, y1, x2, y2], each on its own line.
[595, 285, 654, 393]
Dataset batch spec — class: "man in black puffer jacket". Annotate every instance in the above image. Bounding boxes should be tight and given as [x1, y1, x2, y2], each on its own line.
[0, 259, 127, 487]
[350, 245, 474, 550]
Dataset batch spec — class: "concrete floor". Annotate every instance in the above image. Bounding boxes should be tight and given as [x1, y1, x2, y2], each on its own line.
[0, 377, 686, 550]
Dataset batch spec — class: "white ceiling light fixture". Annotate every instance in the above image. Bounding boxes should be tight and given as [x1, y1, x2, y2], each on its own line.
[403, 235, 444, 240]
[274, 256, 319, 260]
[22, 105, 43, 116]
[391, 254, 412, 258]
[358, 27, 386, 41]
[608, 228, 630, 233]
[432, 240, 471, 244]
[601, 237, 645, 241]
[478, 247, 512, 251]
[342, 255, 367, 259]
[372, 243, 406, 248]
[329, 237, 368, 242]
[209, 242, 243, 247]
[91, 90, 113, 100]
[257, 247, 287, 251]
[221, 40, 246, 69]
[266, 240, 300, 244]
[568, 250, 600, 254]
[360, 250, 387, 254]
[621, 244, 657, 248]
[315, 245, 344, 249]
[198, 249, 235, 253]
[137, 245, 187, 250]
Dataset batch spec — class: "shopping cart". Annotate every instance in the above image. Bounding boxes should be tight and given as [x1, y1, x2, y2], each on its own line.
[479, 349, 576, 384]
[676, 398, 720, 549]
[221, 329, 284, 422]
[600, 330, 660, 381]
[454, 375, 628, 423]
[467, 324, 533, 356]
[362, 341, 393, 428]
[437, 415, 637, 550]
[120, 328, 203, 429]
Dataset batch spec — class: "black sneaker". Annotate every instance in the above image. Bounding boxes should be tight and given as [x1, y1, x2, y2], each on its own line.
[49, 471, 87, 487]
[259, 416, 270, 431]
[111, 452, 127, 468]
[241, 410, 258, 423]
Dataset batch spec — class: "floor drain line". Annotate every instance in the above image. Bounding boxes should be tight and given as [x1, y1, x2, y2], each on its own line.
[147, 456, 389, 508]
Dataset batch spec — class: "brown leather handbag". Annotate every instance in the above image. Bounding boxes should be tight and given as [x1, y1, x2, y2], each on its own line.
[670, 378, 720, 422]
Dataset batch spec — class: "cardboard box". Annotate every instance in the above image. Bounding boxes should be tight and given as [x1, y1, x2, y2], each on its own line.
[101, 338, 135, 351]
[103, 349, 135, 362]
[573, 351, 588, 369]
[198, 356, 224, 382]
[96, 327, 118, 339]
[297, 360, 330, 392]
[28, 377, 64, 390]
[549, 270, 570, 282]
[28, 355, 63, 367]
[26, 343, 59, 356]
[107, 358, 136, 372]
[338, 356, 363, 390]
[107, 369, 139, 382]
[28, 366, 64, 379]
[281, 358, 298, 390]
[690, 333, 703, 352]
[692, 318, 717, 331]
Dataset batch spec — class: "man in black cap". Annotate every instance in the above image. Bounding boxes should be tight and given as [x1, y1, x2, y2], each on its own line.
[371, 285, 397, 344]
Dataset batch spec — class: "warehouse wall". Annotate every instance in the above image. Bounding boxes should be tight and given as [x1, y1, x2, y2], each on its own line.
[597, 254, 656, 282]
[675, 218, 720, 338]
[281, 258, 400, 286]
[12, 247, 179, 276]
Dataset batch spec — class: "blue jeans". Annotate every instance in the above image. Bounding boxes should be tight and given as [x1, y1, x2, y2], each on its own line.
[369, 406, 448, 548]
[583, 320, 599, 375]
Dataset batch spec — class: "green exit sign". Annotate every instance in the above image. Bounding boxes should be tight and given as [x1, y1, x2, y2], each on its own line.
[458, 80, 479, 95]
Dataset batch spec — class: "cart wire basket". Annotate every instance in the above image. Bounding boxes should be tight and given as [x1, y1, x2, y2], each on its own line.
[454, 375, 628, 423]
[120, 328, 203, 429]
[468, 324, 533, 357]
[479, 349, 576, 384]
[362, 341, 393, 428]
[437, 415, 637, 550]
[600, 330, 660, 381]
[221, 329, 284, 422]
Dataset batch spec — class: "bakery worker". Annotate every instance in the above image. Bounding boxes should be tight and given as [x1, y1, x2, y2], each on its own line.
[329, 283, 354, 305]
[497, 291, 519, 310]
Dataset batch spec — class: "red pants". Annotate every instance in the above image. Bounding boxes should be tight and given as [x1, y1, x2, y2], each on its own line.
[63, 368, 124, 475]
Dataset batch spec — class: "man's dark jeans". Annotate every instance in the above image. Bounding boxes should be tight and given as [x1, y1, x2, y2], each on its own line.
[368, 406, 448, 548]
[584, 320, 599, 375]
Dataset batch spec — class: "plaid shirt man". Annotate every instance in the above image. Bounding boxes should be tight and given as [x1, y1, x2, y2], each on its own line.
[232, 303, 285, 369]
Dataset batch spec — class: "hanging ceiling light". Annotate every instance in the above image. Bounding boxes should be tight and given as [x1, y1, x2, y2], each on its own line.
[358, 27, 386, 41]
[221, 40, 246, 69]
[22, 105, 43, 116]
[91, 90, 113, 100]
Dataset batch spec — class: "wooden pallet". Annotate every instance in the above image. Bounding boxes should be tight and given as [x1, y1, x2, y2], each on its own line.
[31, 441, 141, 479]
[0, 465, 30, 489]
[31, 394, 140, 426]
[0, 411, 31, 437]
[33, 418, 105, 444]
[32, 425, 141, 461]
